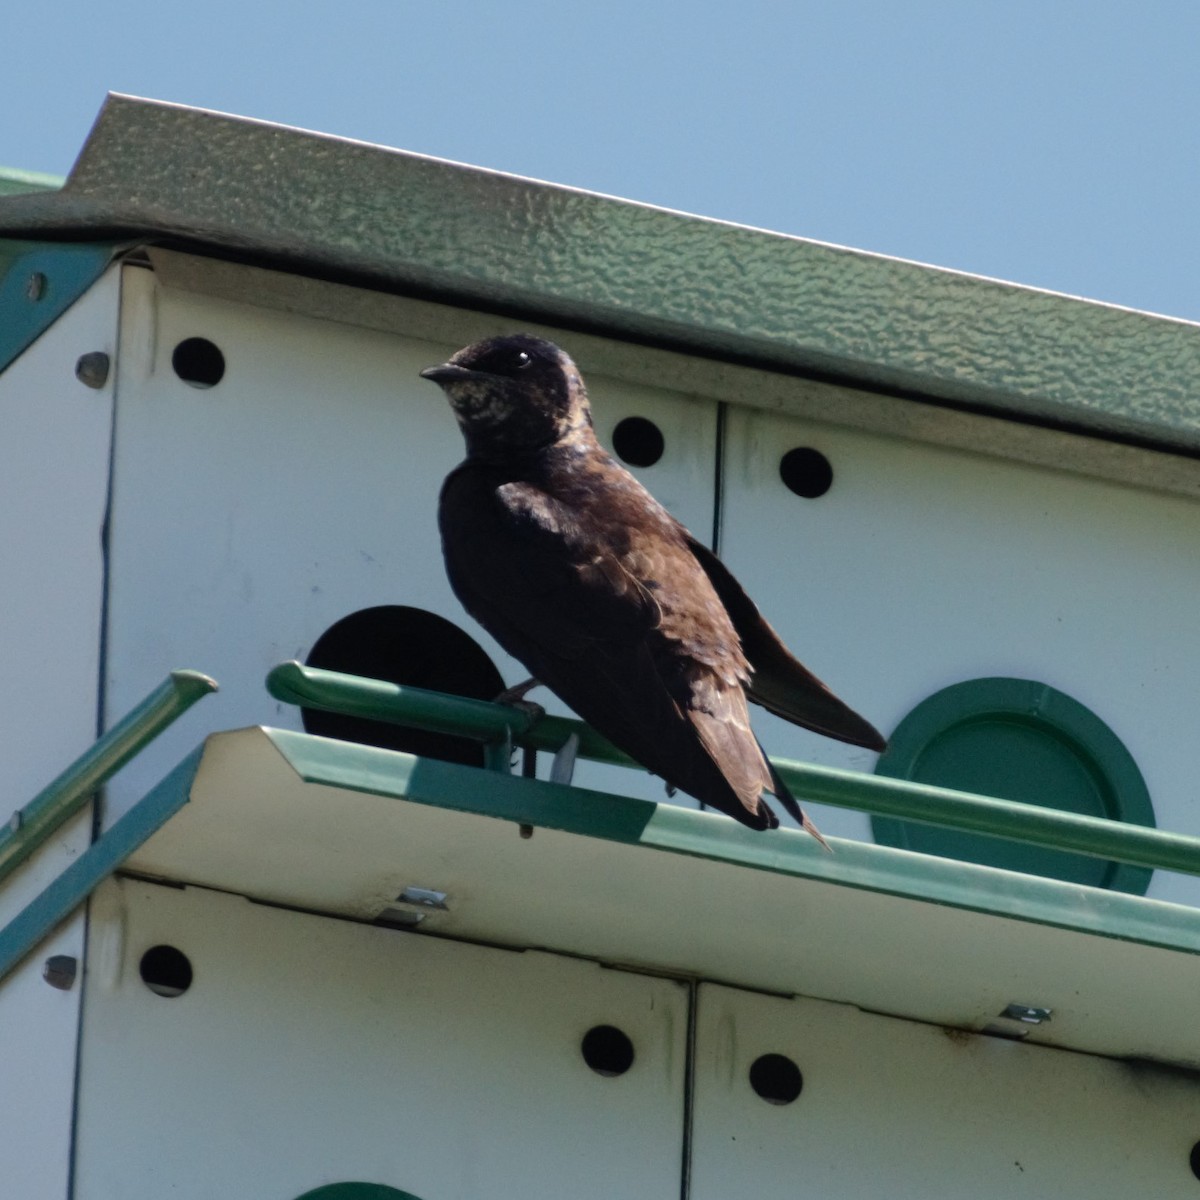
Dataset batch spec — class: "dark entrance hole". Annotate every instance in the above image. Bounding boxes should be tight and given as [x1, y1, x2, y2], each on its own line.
[303, 606, 505, 767]
[749, 1052, 803, 1104]
[581, 1024, 635, 1077]
[779, 447, 833, 498]
[172, 337, 226, 388]
[139, 945, 193, 998]
[611, 416, 665, 468]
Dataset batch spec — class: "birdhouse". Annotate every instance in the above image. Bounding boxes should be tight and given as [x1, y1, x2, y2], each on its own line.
[3, 95, 1200, 1199]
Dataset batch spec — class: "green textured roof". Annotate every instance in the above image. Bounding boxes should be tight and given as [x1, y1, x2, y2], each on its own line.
[4, 94, 1200, 453]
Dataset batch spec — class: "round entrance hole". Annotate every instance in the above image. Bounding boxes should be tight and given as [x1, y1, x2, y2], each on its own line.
[581, 1024, 635, 1077]
[779, 447, 833, 498]
[749, 1053, 803, 1104]
[171, 337, 226, 388]
[139, 945, 193, 998]
[304, 606, 505, 767]
[611, 416, 665, 467]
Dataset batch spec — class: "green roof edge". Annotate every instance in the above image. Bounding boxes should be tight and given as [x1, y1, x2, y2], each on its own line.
[2, 95, 1200, 453]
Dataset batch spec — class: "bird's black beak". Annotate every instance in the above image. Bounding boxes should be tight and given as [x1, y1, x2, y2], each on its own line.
[420, 363, 475, 384]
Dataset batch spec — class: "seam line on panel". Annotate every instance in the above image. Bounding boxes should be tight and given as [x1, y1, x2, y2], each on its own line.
[711, 401, 728, 554]
[92, 268, 123, 819]
[701, 401, 728, 825]
[64, 898, 94, 1200]
[680, 978, 698, 1200]
[71, 262, 125, 1200]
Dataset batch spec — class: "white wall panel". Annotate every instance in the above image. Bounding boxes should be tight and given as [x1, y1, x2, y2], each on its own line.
[74, 878, 687, 1200]
[0, 266, 115, 830]
[691, 981, 1200, 1199]
[0, 265, 120, 1200]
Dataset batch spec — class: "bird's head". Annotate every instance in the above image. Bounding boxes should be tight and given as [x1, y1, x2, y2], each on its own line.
[420, 334, 593, 459]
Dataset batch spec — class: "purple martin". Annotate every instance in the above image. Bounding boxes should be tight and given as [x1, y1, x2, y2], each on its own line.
[421, 334, 886, 843]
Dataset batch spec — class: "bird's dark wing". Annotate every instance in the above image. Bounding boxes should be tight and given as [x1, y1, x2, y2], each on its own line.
[684, 532, 887, 752]
[440, 469, 661, 661]
[439, 468, 778, 828]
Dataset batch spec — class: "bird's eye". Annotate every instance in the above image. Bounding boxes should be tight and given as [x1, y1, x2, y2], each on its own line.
[514, 351, 532, 369]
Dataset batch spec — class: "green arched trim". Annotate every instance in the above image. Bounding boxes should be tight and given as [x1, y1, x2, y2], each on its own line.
[295, 1186, 424, 1200]
[873, 678, 1154, 894]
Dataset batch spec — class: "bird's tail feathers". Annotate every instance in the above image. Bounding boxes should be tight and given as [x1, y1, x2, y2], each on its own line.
[799, 811, 832, 853]
[764, 752, 832, 852]
[683, 532, 886, 753]
[750, 672, 887, 753]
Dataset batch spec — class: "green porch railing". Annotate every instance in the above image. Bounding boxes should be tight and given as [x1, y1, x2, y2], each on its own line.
[0, 670, 218, 889]
[267, 660, 1200, 879]
[268, 659, 638, 769]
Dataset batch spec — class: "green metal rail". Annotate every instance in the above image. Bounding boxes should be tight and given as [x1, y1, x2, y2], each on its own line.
[268, 660, 1200, 879]
[267, 659, 638, 769]
[0, 670, 218, 888]
[770, 759, 1200, 878]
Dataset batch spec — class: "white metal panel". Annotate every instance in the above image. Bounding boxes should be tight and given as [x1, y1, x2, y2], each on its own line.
[0, 908, 87, 1200]
[0, 264, 114, 834]
[691, 981, 1200, 1199]
[720, 405, 1200, 902]
[74, 877, 687, 1200]
[0, 265, 120, 1200]
[103, 264, 718, 819]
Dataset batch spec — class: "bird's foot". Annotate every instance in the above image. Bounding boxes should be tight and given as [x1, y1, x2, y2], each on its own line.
[549, 732, 581, 787]
[494, 679, 545, 729]
[500, 699, 545, 732]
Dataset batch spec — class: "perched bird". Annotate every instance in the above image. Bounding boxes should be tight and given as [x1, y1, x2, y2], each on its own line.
[421, 334, 885, 843]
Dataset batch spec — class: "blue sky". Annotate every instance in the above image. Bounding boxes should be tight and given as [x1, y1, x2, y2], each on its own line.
[6, 2, 1200, 321]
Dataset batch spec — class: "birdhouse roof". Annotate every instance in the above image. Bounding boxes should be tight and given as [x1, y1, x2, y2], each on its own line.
[3, 93, 1200, 457]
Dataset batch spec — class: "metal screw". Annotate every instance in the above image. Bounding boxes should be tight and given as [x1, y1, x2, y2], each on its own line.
[75, 352, 111, 390]
[25, 272, 47, 302]
[43, 955, 78, 990]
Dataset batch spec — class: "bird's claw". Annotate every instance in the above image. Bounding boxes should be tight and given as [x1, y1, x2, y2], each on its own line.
[495, 677, 541, 706]
[494, 679, 545, 730]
